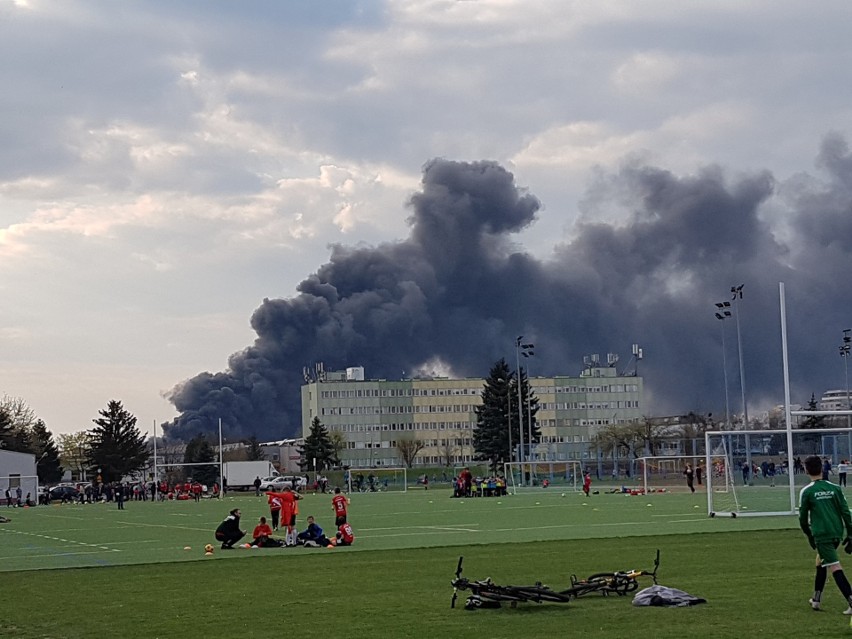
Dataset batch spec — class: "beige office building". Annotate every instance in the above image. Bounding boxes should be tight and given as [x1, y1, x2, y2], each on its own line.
[301, 365, 643, 468]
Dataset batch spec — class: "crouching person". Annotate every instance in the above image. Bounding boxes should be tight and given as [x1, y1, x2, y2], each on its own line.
[215, 508, 246, 549]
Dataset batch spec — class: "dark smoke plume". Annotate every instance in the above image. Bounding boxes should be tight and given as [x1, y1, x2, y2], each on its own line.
[165, 140, 852, 441]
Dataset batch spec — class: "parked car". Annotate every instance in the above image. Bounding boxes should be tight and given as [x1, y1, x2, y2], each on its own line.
[49, 485, 80, 501]
[260, 475, 307, 491]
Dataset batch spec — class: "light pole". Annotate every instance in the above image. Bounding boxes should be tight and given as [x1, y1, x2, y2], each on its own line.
[714, 303, 732, 430]
[524, 352, 536, 466]
[515, 337, 534, 478]
[841, 329, 851, 432]
[506, 374, 513, 464]
[730, 285, 752, 478]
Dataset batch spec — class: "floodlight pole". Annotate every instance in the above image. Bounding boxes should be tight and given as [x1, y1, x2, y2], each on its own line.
[730, 285, 753, 477]
[841, 330, 851, 430]
[515, 337, 535, 484]
[218, 418, 224, 500]
[506, 376, 513, 464]
[515, 337, 525, 469]
[714, 304, 733, 430]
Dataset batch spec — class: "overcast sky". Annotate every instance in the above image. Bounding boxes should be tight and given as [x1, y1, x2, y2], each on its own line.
[2, 1, 852, 438]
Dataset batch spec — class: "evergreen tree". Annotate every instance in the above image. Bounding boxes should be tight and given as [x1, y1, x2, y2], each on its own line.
[801, 394, 825, 429]
[183, 434, 218, 486]
[298, 417, 337, 472]
[799, 393, 824, 454]
[87, 400, 149, 482]
[245, 436, 264, 461]
[473, 359, 514, 471]
[30, 420, 64, 484]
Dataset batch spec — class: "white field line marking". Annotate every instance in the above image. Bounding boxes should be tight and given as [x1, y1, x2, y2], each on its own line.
[116, 520, 210, 533]
[360, 523, 479, 531]
[0, 549, 120, 560]
[358, 520, 677, 539]
[419, 525, 480, 532]
[0, 527, 120, 552]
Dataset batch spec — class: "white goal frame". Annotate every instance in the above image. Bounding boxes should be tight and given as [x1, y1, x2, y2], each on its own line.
[504, 461, 582, 494]
[345, 467, 408, 493]
[706, 426, 852, 517]
[636, 455, 715, 494]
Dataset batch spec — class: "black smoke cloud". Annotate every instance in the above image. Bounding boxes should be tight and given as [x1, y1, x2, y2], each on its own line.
[165, 139, 852, 441]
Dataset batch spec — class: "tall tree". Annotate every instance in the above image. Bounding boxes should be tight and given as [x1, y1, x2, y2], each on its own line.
[0, 406, 12, 450]
[244, 436, 264, 461]
[183, 434, 218, 486]
[30, 420, 64, 484]
[328, 429, 347, 466]
[396, 437, 425, 468]
[87, 400, 149, 482]
[57, 432, 92, 482]
[0, 395, 36, 453]
[798, 393, 824, 454]
[473, 359, 514, 471]
[299, 417, 337, 472]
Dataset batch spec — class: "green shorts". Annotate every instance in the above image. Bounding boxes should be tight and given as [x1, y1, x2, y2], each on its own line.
[816, 538, 841, 567]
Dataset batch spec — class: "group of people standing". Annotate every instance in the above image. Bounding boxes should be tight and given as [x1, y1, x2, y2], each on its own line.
[214, 485, 355, 550]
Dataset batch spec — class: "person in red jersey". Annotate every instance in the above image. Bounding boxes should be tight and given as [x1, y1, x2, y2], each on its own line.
[267, 488, 283, 530]
[274, 486, 301, 546]
[331, 486, 349, 526]
[582, 470, 592, 497]
[333, 522, 355, 547]
[250, 516, 282, 547]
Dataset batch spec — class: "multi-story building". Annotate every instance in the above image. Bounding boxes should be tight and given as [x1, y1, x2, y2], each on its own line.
[820, 389, 852, 411]
[301, 364, 643, 468]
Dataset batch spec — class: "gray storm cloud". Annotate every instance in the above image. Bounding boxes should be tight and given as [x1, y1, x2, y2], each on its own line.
[164, 140, 852, 442]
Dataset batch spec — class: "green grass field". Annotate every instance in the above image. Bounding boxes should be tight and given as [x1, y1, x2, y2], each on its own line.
[1, 487, 847, 638]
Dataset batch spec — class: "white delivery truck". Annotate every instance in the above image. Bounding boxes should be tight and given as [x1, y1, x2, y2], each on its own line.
[222, 461, 278, 491]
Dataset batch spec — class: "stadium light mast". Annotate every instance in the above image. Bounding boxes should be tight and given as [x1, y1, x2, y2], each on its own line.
[524, 347, 536, 467]
[841, 329, 851, 431]
[714, 303, 733, 429]
[730, 285, 753, 478]
[515, 337, 534, 483]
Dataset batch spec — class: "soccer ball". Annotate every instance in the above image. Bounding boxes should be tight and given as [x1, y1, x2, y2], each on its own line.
[204, 544, 214, 554]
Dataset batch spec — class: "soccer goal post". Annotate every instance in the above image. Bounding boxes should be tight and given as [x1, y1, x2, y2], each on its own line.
[636, 455, 712, 494]
[504, 461, 582, 494]
[705, 427, 852, 517]
[337, 467, 408, 493]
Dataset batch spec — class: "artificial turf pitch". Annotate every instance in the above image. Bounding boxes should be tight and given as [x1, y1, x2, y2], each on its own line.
[0, 487, 844, 638]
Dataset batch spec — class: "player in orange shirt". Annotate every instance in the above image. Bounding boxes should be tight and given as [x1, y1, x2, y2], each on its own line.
[274, 486, 302, 546]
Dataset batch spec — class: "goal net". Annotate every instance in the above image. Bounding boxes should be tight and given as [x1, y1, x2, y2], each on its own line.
[504, 461, 582, 494]
[326, 468, 408, 493]
[705, 427, 852, 517]
[0, 475, 40, 506]
[637, 455, 719, 494]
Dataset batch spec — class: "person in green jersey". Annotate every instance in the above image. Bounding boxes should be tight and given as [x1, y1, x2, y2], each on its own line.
[799, 455, 852, 613]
